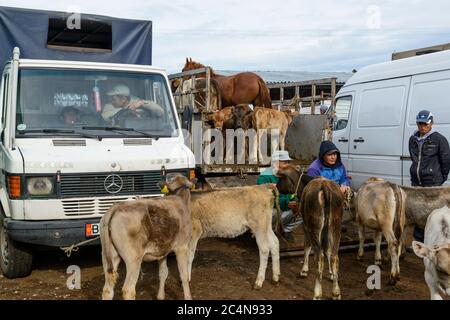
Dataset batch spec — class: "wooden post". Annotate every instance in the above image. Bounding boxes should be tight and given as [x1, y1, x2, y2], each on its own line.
[205, 67, 211, 111]
[331, 77, 337, 109]
[311, 84, 316, 114]
[295, 85, 300, 111]
[280, 87, 284, 109]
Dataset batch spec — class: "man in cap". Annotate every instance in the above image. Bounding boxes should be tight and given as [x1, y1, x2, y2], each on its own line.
[101, 84, 164, 124]
[409, 109, 450, 241]
[257, 150, 303, 242]
[307, 140, 350, 194]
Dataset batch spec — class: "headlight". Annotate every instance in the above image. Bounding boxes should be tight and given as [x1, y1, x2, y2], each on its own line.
[27, 177, 54, 196]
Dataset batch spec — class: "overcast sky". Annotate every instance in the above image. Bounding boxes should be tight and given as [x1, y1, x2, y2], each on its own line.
[2, 0, 450, 74]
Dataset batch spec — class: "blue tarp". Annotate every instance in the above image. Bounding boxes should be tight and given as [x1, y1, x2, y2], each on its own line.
[0, 6, 152, 66]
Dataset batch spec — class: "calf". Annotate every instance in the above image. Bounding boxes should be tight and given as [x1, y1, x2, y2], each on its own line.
[355, 177, 406, 285]
[100, 175, 194, 300]
[413, 206, 450, 300]
[250, 107, 290, 162]
[401, 185, 450, 230]
[276, 165, 344, 300]
[162, 184, 282, 291]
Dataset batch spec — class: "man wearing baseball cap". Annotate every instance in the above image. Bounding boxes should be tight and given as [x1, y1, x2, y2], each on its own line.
[101, 84, 164, 124]
[409, 109, 450, 241]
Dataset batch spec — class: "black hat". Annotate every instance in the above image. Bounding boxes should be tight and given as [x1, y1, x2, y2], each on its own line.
[416, 110, 433, 124]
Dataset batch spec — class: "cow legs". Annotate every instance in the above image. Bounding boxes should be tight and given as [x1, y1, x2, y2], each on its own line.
[331, 255, 341, 300]
[300, 230, 312, 278]
[326, 249, 334, 280]
[253, 232, 271, 290]
[174, 247, 193, 300]
[374, 231, 383, 266]
[357, 223, 365, 261]
[188, 221, 202, 282]
[382, 228, 400, 285]
[313, 251, 324, 300]
[157, 258, 168, 300]
[425, 270, 443, 300]
[122, 258, 143, 300]
[268, 229, 280, 284]
[101, 248, 121, 300]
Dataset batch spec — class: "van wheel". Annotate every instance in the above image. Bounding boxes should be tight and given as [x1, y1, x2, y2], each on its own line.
[0, 219, 33, 278]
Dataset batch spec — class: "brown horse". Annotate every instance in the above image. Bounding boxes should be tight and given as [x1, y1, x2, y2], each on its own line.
[182, 58, 272, 108]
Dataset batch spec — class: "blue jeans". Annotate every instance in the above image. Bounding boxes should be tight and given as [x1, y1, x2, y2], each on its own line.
[413, 226, 425, 242]
[272, 209, 303, 233]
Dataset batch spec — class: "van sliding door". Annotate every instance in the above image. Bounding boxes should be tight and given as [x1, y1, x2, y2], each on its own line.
[403, 71, 450, 186]
[349, 77, 411, 188]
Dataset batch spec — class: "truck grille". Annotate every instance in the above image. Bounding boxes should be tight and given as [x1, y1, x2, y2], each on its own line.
[60, 172, 163, 198]
[62, 195, 157, 216]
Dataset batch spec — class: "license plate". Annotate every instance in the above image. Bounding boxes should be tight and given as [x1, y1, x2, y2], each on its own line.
[85, 223, 100, 237]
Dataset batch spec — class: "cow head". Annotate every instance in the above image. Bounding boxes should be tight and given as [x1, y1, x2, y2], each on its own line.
[413, 241, 450, 295]
[159, 175, 196, 194]
[275, 164, 303, 195]
[275, 164, 320, 198]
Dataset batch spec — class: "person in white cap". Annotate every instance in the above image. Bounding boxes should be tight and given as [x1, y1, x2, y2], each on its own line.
[257, 150, 302, 242]
[101, 84, 164, 123]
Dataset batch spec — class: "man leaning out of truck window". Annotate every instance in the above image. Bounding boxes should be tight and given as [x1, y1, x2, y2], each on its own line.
[307, 140, 351, 194]
[101, 84, 164, 123]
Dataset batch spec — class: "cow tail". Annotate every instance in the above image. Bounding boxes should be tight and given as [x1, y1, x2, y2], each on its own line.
[321, 184, 332, 252]
[271, 186, 284, 237]
[392, 183, 404, 241]
[257, 77, 272, 108]
[101, 206, 119, 274]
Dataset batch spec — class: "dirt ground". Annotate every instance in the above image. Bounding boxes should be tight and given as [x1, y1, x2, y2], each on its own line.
[0, 226, 444, 300]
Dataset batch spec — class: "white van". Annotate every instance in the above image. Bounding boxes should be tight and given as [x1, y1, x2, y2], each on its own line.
[332, 50, 450, 189]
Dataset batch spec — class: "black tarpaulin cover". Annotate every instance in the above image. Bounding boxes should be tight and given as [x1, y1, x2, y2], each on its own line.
[0, 6, 152, 66]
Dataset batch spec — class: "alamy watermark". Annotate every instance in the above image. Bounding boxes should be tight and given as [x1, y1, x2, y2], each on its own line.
[66, 265, 81, 290]
[66, 6, 81, 30]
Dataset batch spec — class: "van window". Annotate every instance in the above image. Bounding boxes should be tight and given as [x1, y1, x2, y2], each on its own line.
[409, 79, 450, 125]
[333, 96, 352, 130]
[358, 86, 405, 127]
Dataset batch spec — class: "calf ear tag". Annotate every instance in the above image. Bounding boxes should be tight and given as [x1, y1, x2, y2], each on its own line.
[161, 185, 169, 194]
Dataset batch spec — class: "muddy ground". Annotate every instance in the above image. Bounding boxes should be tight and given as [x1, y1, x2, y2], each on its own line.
[0, 228, 443, 300]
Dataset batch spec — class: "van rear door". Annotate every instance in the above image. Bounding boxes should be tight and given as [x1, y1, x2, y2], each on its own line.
[403, 70, 450, 186]
[348, 77, 411, 188]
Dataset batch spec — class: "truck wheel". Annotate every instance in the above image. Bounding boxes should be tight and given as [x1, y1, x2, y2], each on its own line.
[0, 221, 33, 278]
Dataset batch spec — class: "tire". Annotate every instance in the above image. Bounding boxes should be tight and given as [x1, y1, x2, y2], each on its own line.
[0, 218, 33, 278]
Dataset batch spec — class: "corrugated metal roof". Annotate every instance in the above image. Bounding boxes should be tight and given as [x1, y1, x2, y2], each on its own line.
[217, 70, 352, 84]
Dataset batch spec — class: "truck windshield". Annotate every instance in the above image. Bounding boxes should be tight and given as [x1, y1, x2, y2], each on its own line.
[16, 69, 178, 138]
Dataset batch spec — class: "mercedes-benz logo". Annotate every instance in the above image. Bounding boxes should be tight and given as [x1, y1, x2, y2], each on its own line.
[104, 174, 123, 194]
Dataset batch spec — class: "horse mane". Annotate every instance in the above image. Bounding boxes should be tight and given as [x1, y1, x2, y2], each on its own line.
[183, 57, 217, 77]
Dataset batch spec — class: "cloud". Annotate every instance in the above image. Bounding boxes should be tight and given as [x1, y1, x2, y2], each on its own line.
[2, 0, 450, 74]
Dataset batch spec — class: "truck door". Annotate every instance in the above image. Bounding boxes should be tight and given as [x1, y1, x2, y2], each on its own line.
[403, 70, 450, 186]
[348, 77, 410, 188]
[332, 94, 353, 174]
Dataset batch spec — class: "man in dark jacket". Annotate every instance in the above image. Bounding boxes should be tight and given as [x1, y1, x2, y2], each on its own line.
[409, 110, 450, 241]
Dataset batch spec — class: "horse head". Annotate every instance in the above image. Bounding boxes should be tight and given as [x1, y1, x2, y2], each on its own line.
[182, 57, 206, 72]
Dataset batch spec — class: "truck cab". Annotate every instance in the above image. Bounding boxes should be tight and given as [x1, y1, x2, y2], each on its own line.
[0, 7, 195, 278]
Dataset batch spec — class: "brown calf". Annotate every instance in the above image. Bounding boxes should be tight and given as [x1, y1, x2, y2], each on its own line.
[100, 175, 194, 300]
[250, 107, 291, 162]
[276, 165, 344, 300]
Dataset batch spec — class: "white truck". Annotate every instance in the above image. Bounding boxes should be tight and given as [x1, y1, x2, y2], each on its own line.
[0, 7, 195, 278]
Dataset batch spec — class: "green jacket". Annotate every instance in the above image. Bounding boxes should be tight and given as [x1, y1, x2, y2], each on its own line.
[257, 167, 295, 211]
